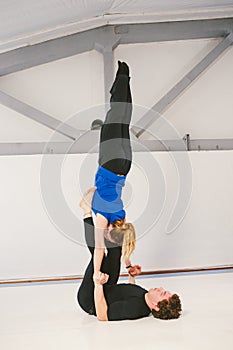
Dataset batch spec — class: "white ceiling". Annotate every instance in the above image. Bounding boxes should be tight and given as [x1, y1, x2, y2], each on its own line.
[0, 0, 233, 53]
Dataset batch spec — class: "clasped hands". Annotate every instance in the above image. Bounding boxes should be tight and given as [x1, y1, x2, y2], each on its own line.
[93, 271, 109, 285]
[128, 265, 141, 276]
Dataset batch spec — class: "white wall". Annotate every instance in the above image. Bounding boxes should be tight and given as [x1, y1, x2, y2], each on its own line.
[0, 151, 232, 280]
[0, 39, 233, 280]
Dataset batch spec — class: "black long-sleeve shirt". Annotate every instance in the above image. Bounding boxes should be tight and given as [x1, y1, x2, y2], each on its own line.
[103, 283, 151, 321]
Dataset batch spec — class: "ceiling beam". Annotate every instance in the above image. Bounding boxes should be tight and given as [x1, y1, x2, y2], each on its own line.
[94, 33, 120, 106]
[1, 137, 233, 156]
[119, 18, 233, 44]
[1, 6, 233, 54]
[0, 90, 82, 140]
[133, 32, 233, 138]
[0, 26, 117, 76]
[0, 18, 233, 76]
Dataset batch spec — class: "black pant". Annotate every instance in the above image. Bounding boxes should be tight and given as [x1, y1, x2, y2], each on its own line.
[98, 72, 132, 176]
[77, 217, 122, 315]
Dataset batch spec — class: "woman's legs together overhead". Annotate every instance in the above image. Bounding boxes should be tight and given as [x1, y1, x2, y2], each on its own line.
[98, 61, 133, 176]
[77, 217, 122, 314]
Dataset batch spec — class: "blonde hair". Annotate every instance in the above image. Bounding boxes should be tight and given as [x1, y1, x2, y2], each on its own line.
[109, 221, 136, 263]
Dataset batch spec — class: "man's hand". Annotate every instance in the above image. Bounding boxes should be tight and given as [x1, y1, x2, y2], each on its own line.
[128, 265, 141, 276]
[93, 271, 109, 321]
[93, 271, 109, 285]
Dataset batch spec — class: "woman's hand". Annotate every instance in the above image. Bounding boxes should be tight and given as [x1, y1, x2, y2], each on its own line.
[93, 271, 109, 285]
[128, 265, 141, 276]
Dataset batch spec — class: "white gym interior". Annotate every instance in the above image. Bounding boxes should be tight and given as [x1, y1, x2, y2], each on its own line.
[0, 1, 233, 349]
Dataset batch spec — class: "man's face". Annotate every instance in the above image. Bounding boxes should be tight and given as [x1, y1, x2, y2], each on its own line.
[148, 287, 172, 310]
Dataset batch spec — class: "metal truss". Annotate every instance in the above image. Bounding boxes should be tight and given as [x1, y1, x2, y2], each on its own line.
[0, 18, 233, 155]
[0, 134, 233, 156]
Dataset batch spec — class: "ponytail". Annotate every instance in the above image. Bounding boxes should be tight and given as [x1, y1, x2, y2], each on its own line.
[109, 222, 136, 263]
[121, 223, 136, 263]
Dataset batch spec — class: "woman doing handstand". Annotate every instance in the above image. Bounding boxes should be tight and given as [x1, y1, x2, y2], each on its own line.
[81, 61, 137, 282]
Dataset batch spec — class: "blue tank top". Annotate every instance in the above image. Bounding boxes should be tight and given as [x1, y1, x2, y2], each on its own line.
[92, 166, 126, 223]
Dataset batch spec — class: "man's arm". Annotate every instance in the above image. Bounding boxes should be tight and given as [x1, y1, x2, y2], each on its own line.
[93, 272, 109, 321]
[129, 274, 136, 284]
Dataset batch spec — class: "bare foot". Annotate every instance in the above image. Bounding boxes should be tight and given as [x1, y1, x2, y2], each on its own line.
[79, 187, 96, 213]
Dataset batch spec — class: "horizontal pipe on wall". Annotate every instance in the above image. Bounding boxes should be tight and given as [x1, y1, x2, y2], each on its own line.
[1, 265, 232, 285]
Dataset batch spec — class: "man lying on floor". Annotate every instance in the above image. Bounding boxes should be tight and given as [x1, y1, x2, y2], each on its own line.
[77, 200, 182, 321]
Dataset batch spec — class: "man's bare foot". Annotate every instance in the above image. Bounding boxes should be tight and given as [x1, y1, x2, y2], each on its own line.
[79, 187, 96, 214]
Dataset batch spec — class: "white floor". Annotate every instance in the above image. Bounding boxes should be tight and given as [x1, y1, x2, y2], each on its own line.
[1, 271, 233, 350]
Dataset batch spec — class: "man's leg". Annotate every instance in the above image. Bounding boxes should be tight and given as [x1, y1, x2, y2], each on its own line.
[77, 217, 122, 314]
[77, 217, 96, 314]
[104, 241, 122, 285]
[83, 217, 95, 255]
[98, 61, 132, 175]
[83, 217, 122, 284]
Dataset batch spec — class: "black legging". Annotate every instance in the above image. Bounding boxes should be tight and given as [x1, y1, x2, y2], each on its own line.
[98, 63, 132, 176]
[77, 217, 122, 315]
